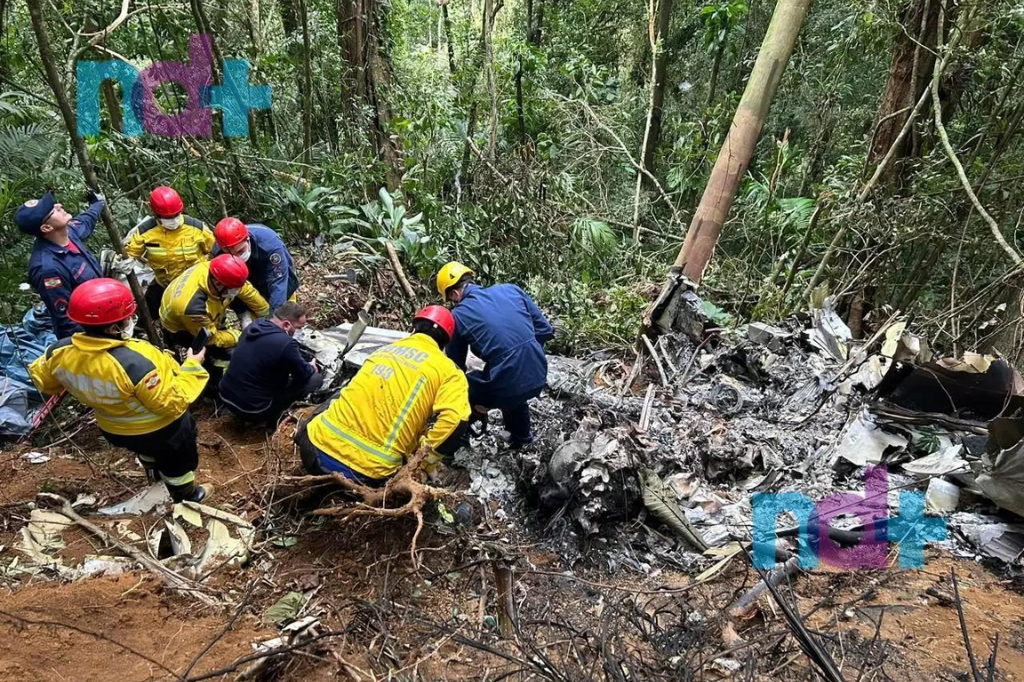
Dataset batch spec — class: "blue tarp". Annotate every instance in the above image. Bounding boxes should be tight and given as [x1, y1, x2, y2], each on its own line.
[0, 304, 56, 398]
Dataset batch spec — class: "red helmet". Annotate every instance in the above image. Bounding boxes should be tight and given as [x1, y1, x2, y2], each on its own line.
[150, 186, 183, 218]
[68, 278, 137, 326]
[208, 254, 249, 289]
[413, 305, 456, 340]
[214, 217, 248, 248]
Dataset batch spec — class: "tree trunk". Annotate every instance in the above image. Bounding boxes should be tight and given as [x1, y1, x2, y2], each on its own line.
[866, 0, 939, 170]
[672, 0, 813, 282]
[0, 0, 8, 81]
[25, 0, 161, 345]
[441, 1, 457, 76]
[484, 0, 498, 160]
[640, 0, 673, 176]
[280, 0, 299, 35]
[705, 40, 726, 110]
[300, 0, 315, 167]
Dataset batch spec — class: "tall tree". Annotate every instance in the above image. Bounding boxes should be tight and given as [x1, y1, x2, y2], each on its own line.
[300, 0, 314, 166]
[867, 0, 941, 171]
[640, 0, 674, 176]
[672, 0, 813, 283]
[24, 0, 161, 344]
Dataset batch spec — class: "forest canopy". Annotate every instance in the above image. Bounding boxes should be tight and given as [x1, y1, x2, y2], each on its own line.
[1, 0, 1022, 357]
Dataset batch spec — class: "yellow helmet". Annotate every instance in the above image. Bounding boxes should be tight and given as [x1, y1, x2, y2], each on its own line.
[436, 261, 475, 298]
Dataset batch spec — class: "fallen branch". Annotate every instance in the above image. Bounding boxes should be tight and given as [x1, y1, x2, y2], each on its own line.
[36, 493, 217, 606]
[951, 567, 984, 682]
[385, 241, 416, 298]
[726, 555, 800, 619]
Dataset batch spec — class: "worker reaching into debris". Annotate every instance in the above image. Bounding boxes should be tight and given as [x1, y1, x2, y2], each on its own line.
[219, 301, 323, 424]
[436, 262, 553, 449]
[17, 190, 106, 338]
[213, 218, 299, 313]
[159, 254, 269, 385]
[295, 306, 470, 485]
[28, 279, 210, 502]
[116, 186, 215, 323]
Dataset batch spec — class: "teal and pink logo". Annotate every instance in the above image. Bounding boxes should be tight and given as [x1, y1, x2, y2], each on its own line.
[77, 34, 271, 138]
[753, 466, 948, 569]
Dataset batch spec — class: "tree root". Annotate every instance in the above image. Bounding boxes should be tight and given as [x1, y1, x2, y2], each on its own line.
[272, 412, 451, 569]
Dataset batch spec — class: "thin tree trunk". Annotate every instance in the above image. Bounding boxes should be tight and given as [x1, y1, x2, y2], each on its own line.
[706, 40, 726, 109]
[441, 1, 457, 76]
[484, 0, 498, 160]
[300, 0, 314, 167]
[0, 0, 9, 81]
[641, 0, 673, 176]
[515, 58, 526, 144]
[673, 0, 813, 282]
[25, 0, 160, 345]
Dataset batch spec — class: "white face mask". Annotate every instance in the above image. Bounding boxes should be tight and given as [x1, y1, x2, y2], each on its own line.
[119, 317, 136, 340]
[236, 248, 252, 262]
[226, 288, 241, 300]
[160, 216, 181, 230]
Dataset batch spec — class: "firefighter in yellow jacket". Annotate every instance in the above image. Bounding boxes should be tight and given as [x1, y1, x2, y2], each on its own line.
[118, 186, 215, 321]
[29, 279, 210, 502]
[295, 306, 470, 484]
[160, 254, 269, 387]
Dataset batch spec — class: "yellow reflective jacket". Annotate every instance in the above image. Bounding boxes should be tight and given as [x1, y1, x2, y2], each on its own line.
[124, 215, 215, 287]
[29, 334, 208, 436]
[159, 261, 269, 348]
[307, 333, 471, 479]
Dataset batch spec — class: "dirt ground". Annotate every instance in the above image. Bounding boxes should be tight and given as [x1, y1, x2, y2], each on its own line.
[3, 400, 1024, 681]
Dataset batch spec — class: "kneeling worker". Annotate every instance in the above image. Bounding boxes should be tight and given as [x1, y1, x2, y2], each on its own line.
[159, 254, 269, 383]
[295, 306, 470, 485]
[29, 279, 210, 502]
[219, 302, 323, 424]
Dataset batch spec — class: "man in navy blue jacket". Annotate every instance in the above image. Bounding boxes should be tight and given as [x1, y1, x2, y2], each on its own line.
[437, 262, 553, 448]
[219, 301, 323, 424]
[213, 218, 299, 311]
[16, 191, 105, 338]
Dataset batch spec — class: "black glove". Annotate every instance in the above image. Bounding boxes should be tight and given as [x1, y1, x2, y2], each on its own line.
[85, 189, 106, 205]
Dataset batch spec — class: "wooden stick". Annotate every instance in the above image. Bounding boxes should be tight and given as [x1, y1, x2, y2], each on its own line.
[385, 241, 416, 298]
[36, 493, 217, 605]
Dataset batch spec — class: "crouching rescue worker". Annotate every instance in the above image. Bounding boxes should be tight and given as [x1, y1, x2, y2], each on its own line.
[295, 306, 470, 485]
[213, 218, 298, 312]
[219, 302, 323, 424]
[28, 279, 210, 502]
[436, 262, 553, 449]
[159, 254, 269, 384]
[119, 186, 214, 322]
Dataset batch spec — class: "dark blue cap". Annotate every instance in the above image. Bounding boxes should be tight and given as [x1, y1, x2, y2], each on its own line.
[14, 191, 55, 236]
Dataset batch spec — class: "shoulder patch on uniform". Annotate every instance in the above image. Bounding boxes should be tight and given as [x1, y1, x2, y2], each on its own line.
[54, 297, 68, 313]
[136, 217, 158, 234]
[44, 277, 62, 289]
[107, 345, 158, 385]
[45, 336, 74, 359]
[269, 253, 282, 265]
[144, 373, 161, 390]
[184, 289, 208, 317]
[24, 199, 38, 208]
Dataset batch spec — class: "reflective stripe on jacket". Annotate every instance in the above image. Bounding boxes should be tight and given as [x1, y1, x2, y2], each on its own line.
[306, 333, 470, 479]
[28, 334, 209, 436]
[124, 215, 215, 287]
[159, 261, 269, 348]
